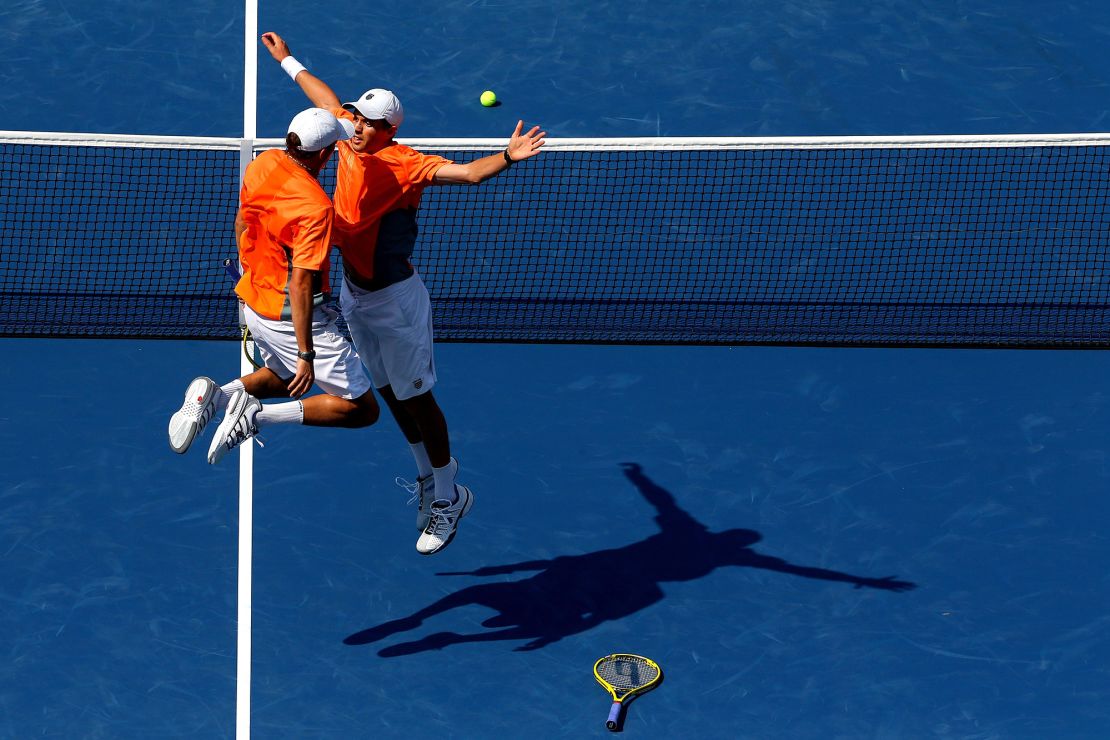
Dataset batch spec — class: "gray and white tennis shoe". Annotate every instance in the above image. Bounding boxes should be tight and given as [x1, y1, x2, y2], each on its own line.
[168, 376, 218, 454]
[207, 389, 262, 465]
[416, 483, 474, 555]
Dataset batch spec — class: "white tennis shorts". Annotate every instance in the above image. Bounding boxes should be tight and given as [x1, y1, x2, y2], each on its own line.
[243, 304, 372, 400]
[340, 272, 436, 401]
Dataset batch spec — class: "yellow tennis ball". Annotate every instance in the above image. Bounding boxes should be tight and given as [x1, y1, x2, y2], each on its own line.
[480, 90, 497, 107]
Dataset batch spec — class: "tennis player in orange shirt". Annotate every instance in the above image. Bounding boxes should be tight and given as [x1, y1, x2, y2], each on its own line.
[168, 108, 380, 465]
[262, 31, 545, 555]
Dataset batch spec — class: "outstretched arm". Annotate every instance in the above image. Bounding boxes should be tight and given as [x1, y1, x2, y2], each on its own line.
[748, 553, 916, 592]
[261, 32, 342, 110]
[433, 120, 546, 185]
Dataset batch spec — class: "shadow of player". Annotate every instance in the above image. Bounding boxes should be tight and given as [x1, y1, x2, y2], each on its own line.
[345, 463, 915, 655]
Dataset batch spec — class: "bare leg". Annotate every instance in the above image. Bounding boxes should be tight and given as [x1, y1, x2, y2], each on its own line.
[302, 389, 379, 428]
[242, 368, 379, 428]
[378, 385, 451, 467]
[240, 367, 289, 399]
[376, 384, 422, 444]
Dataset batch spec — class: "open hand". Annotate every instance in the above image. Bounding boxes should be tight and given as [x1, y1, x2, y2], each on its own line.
[506, 120, 546, 162]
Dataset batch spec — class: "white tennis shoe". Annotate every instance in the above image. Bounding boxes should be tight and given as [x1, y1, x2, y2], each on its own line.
[416, 484, 474, 555]
[168, 376, 218, 454]
[397, 474, 436, 531]
[207, 390, 262, 465]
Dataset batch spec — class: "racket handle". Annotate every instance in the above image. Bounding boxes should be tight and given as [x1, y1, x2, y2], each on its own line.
[606, 701, 622, 731]
[222, 258, 241, 282]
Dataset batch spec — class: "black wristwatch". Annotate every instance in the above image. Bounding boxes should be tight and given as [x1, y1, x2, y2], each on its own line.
[297, 349, 316, 362]
[503, 149, 514, 165]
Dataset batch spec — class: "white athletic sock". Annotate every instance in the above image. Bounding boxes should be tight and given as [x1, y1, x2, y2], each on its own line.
[431, 457, 459, 504]
[256, 400, 303, 426]
[410, 442, 434, 479]
[218, 379, 245, 413]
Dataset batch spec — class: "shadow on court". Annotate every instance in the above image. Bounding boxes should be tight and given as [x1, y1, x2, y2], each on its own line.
[344, 463, 916, 656]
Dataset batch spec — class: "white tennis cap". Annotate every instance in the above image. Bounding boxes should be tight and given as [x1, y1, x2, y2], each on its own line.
[287, 108, 354, 152]
[343, 88, 404, 127]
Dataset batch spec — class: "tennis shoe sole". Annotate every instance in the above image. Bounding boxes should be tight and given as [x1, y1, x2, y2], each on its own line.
[168, 376, 218, 454]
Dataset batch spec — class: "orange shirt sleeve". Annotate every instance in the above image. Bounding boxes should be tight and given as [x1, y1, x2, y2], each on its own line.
[397, 146, 451, 187]
[287, 202, 334, 272]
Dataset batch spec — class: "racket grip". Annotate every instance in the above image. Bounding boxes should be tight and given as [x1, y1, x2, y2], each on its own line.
[606, 701, 622, 731]
[222, 258, 241, 282]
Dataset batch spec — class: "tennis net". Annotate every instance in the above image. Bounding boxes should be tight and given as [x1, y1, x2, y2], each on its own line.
[2, 130, 1107, 346]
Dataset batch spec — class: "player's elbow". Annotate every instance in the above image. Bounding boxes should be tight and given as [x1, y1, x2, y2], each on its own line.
[433, 163, 485, 186]
[448, 164, 486, 185]
[288, 267, 319, 299]
[460, 168, 485, 185]
[289, 267, 316, 287]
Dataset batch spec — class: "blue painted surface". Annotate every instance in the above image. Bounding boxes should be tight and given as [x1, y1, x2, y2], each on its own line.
[3, 340, 1110, 737]
[3, 1, 1110, 737]
[2, 2, 1110, 138]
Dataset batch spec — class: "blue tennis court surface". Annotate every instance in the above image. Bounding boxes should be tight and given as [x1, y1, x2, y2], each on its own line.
[4, 1, 1110, 138]
[3, 339, 1109, 737]
[5, 0, 1110, 736]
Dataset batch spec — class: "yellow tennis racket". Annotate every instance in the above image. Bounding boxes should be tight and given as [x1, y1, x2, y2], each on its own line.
[224, 259, 263, 369]
[241, 326, 263, 370]
[593, 653, 662, 731]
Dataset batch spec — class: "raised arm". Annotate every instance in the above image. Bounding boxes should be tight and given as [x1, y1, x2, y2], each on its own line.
[746, 553, 917, 592]
[261, 32, 342, 110]
[433, 120, 546, 185]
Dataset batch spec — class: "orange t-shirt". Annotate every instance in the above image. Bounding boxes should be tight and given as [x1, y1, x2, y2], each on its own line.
[236, 148, 335, 320]
[331, 108, 451, 282]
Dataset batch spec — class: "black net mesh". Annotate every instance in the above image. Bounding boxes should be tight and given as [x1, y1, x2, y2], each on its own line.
[3, 137, 1107, 346]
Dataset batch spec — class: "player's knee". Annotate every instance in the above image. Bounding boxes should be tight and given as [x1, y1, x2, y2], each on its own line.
[349, 392, 380, 427]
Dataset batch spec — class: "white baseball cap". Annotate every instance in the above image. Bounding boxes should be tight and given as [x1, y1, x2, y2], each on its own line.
[287, 108, 355, 152]
[342, 88, 404, 127]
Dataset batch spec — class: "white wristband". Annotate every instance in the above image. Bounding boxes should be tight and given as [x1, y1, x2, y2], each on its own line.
[280, 56, 307, 81]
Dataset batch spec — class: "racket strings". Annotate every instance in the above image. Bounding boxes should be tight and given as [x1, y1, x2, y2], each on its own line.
[596, 657, 659, 690]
